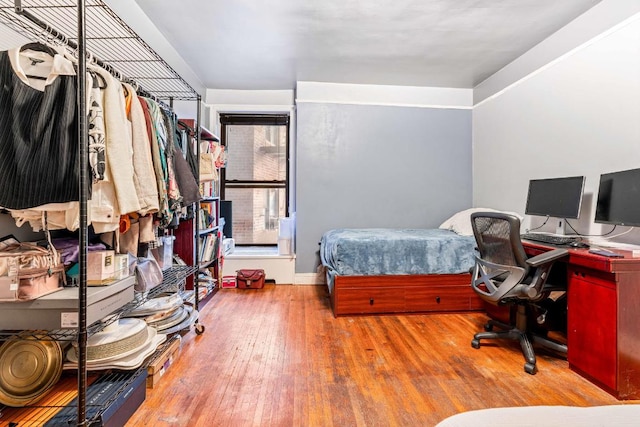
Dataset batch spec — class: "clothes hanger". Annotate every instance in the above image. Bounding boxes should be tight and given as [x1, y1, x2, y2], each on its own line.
[22, 24, 59, 56]
[19, 25, 60, 80]
[19, 41, 57, 57]
[19, 42, 57, 81]
[128, 78, 140, 94]
[89, 70, 108, 89]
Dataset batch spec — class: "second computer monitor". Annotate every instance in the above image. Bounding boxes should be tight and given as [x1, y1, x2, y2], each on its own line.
[595, 167, 640, 227]
[525, 175, 585, 220]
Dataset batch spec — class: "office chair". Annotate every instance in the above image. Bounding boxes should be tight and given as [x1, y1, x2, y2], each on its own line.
[469, 211, 569, 374]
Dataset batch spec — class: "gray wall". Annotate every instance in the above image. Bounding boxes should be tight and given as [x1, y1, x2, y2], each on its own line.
[296, 102, 472, 273]
[473, 7, 640, 242]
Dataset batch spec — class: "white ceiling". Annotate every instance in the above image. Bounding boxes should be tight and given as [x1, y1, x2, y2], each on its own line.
[134, 0, 602, 91]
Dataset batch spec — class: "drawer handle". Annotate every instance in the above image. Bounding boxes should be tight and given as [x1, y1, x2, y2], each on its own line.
[435, 296, 441, 304]
[370, 298, 374, 305]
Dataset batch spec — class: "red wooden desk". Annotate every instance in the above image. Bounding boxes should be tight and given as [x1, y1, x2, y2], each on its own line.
[523, 241, 640, 399]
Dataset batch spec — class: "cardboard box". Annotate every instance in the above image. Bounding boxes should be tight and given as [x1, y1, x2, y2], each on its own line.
[146, 335, 182, 388]
[113, 254, 130, 280]
[0, 276, 135, 330]
[87, 250, 115, 285]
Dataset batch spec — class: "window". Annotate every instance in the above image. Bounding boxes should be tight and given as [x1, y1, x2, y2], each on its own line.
[265, 126, 279, 146]
[220, 114, 289, 245]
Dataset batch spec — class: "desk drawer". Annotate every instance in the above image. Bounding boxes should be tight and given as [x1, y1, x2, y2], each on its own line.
[568, 266, 616, 290]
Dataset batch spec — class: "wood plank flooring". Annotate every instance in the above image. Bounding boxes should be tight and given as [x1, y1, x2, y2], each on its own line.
[125, 284, 628, 426]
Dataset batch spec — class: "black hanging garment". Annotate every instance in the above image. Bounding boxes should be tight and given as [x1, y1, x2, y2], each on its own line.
[0, 50, 79, 209]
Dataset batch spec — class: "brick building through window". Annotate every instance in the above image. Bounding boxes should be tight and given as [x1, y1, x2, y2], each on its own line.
[220, 114, 289, 245]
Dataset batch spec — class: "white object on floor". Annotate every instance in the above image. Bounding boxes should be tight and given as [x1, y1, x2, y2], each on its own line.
[434, 405, 640, 427]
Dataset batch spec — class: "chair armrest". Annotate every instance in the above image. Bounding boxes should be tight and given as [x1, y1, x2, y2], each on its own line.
[526, 248, 569, 267]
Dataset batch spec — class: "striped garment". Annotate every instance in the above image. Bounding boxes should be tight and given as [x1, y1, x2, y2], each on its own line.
[0, 50, 79, 209]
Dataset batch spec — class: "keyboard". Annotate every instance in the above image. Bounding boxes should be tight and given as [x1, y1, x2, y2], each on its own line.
[520, 232, 580, 245]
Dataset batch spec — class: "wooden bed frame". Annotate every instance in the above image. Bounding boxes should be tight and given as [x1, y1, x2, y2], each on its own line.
[330, 273, 484, 317]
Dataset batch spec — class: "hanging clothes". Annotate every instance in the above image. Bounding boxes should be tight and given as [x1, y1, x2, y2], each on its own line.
[5, 70, 119, 233]
[86, 67, 121, 233]
[166, 115, 199, 206]
[171, 131, 200, 206]
[1, 44, 194, 235]
[92, 67, 141, 216]
[160, 107, 183, 212]
[142, 97, 173, 227]
[139, 96, 169, 225]
[7, 202, 79, 232]
[177, 122, 200, 186]
[122, 82, 159, 215]
[88, 71, 106, 182]
[0, 47, 79, 209]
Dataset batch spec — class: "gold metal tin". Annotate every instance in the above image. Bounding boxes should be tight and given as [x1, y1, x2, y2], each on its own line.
[0, 335, 63, 407]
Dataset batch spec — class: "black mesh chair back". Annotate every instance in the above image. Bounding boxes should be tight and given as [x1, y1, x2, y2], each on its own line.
[472, 213, 527, 269]
[470, 212, 530, 304]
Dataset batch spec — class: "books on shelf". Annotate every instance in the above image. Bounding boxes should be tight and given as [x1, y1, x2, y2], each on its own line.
[198, 201, 217, 230]
[199, 232, 220, 263]
[198, 209, 212, 230]
[200, 180, 218, 198]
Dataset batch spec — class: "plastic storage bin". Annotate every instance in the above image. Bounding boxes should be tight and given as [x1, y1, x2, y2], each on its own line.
[151, 236, 175, 271]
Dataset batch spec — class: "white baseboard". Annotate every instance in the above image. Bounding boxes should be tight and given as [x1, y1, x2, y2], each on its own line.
[294, 273, 325, 285]
[223, 255, 295, 284]
[222, 253, 326, 286]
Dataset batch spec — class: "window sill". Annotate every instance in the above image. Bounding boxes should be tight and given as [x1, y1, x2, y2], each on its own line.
[226, 246, 295, 260]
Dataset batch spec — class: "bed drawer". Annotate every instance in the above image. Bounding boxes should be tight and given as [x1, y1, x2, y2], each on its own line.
[335, 287, 406, 314]
[406, 286, 483, 311]
[330, 273, 482, 316]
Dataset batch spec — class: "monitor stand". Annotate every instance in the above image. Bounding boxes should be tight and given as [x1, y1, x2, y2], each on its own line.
[555, 219, 569, 236]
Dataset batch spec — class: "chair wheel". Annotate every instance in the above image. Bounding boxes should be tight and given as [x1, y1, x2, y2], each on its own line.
[524, 362, 537, 375]
[471, 339, 480, 349]
[484, 323, 494, 332]
[194, 323, 205, 335]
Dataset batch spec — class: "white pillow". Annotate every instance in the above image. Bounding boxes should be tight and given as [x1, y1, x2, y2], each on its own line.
[439, 208, 523, 236]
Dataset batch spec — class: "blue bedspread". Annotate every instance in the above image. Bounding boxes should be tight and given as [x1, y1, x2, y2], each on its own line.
[320, 228, 476, 279]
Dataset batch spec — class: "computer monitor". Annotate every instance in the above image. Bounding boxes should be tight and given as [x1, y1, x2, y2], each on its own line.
[525, 176, 585, 234]
[595, 167, 640, 227]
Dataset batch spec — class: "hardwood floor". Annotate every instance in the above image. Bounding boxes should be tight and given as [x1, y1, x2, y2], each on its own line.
[126, 284, 626, 426]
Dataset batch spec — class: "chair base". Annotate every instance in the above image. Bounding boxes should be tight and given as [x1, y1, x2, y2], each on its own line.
[472, 306, 567, 375]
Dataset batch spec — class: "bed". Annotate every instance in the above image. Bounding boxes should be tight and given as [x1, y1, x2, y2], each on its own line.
[319, 210, 480, 316]
[319, 208, 521, 317]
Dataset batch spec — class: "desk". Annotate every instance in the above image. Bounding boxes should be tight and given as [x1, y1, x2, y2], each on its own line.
[522, 241, 640, 400]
